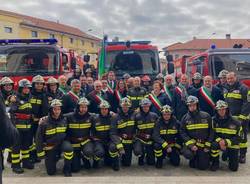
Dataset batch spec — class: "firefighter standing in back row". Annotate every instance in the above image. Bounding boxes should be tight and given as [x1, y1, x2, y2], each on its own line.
[66, 97, 95, 172]
[30, 75, 49, 163]
[180, 96, 214, 170]
[46, 77, 64, 104]
[210, 100, 241, 172]
[153, 105, 182, 168]
[224, 72, 250, 163]
[36, 99, 73, 177]
[9, 79, 34, 174]
[133, 98, 158, 166]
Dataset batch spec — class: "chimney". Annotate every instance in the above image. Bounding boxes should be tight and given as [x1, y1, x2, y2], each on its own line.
[226, 34, 231, 39]
[112, 36, 119, 42]
[193, 36, 197, 40]
[56, 20, 60, 24]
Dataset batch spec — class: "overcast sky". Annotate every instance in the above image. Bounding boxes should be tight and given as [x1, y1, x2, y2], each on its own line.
[1, 0, 250, 49]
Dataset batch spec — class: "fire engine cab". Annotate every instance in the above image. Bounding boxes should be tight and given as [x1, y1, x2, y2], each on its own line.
[0, 39, 82, 86]
[168, 48, 250, 87]
[97, 40, 161, 79]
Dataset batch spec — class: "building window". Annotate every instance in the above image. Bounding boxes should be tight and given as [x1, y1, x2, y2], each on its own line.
[49, 34, 55, 39]
[81, 40, 85, 45]
[4, 27, 12, 33]
[70, 38, 74, 44]
[31, 31, 38, 38]
[91, 42, 94, 48]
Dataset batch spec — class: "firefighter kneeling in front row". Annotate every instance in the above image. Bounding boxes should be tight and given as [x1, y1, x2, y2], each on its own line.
[180, 96, 214, 170]
[109, 97, 136, 170]
[92, 100, 116, 169]
[35, 99, 73, 177]
[66, 97, 95, 172]
[134, 98, 158, 166]
[210, 100, 242, 171]
[153, 105, 182, 168]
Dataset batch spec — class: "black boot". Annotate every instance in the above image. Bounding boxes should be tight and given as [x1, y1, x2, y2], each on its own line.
[138, 156, 144, 166]
[239, 154, 246, 164]
[63, 164, 72, 177]
[92, 160, 99, 169]
[155, 158, 163, 169]
[12, 166, 24, 174]
[30, 151, 41, 164]
[210, 161, 219, 171]
[83, 158, 91, 169]
[222, 152, 228, 161]
[22, 160, 34, 170]
[112, 157, 120, 171]
[189, 159, 196, 168]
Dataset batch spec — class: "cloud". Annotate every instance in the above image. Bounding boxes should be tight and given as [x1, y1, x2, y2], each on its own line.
[1, 0, 250, 49]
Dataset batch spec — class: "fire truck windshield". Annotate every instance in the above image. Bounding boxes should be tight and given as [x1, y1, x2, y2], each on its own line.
[0, 47, 60, 76]
[211, 53, 250, 79]
[105, 49, 159, 76]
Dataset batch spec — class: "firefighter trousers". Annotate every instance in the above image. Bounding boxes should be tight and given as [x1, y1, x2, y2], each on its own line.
[154, 143, 180, 166]
[30, 122, 39, 161]
[240, 120, 248, 155]
[133, 139, 155, 165]
[71, 141, 94, 172]
[211, 142, 239, 171]
[182, 146, 210, 170]
[11, 130, 33, 168]
[93, 141, 111, 166]
[45, 141, 73, 175]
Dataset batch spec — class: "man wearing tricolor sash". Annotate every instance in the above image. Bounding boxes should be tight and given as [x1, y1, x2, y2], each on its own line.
[197, 76, 224, 116]
[173, 74, 192, 120]
[163, 75, 175, 102]
[87, 80, 109, 113]
[149, 81, 171, 115]
[62, 79, 84, 114]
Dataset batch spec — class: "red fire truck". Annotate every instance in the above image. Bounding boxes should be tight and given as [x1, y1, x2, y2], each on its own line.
[169, 48, 250, 87]
[94, 40, 161, 79]
[0, 39, 83, 86]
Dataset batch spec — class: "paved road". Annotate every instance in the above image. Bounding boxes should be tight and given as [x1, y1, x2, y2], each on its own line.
[2, 138, 250, 183]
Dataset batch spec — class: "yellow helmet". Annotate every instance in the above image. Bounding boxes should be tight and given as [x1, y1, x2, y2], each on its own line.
[161, 105, 172, 113]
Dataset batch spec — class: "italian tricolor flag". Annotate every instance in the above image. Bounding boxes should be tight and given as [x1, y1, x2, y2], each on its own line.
[148, 93, 162, 111]
[200, 86, 215, 108]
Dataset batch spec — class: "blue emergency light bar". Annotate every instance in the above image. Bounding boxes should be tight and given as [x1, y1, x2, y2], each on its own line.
[0, 39, 58, 45]
[107, 41, 151, 46]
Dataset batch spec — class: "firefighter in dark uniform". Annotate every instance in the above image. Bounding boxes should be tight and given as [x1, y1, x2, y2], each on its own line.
[180, 96, 214, 170]
[62, 79, 84, 114]
[127, 77, 148, 110]
[66, 97, 95, 172]
[0, 77, 16, 163]
[30, 75, 49, 163]
[210, 100, 242, 171]
[189, 72, 203, 96]
[0, 94, 19, 183]
[9, 79, 34, 174]
[224, 72, 250, 163]
[134, 98, 158, 166]
[46, 77, 64, 104]
[215, 70, 229, 94]
[92, 100, 116, 169]
[36, 99, 73, 177]
[153, 105, 181, 168]
[109, 97, 135, 170]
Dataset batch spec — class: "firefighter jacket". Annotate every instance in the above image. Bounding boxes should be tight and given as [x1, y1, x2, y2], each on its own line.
[127, 87, 148, 110]
[212, 113, 242, 149]
[224, 81, 250, 121]
[152, 116, 181, 150]
[9, 93, 32, 131]
[110, 109, 136, 149]
[35, 114, 67, 158]
[134, 110, 158, 144]
[180, 110, 214, 149]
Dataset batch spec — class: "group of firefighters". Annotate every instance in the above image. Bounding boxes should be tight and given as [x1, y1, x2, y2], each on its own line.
[1, 68, 250, 177]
